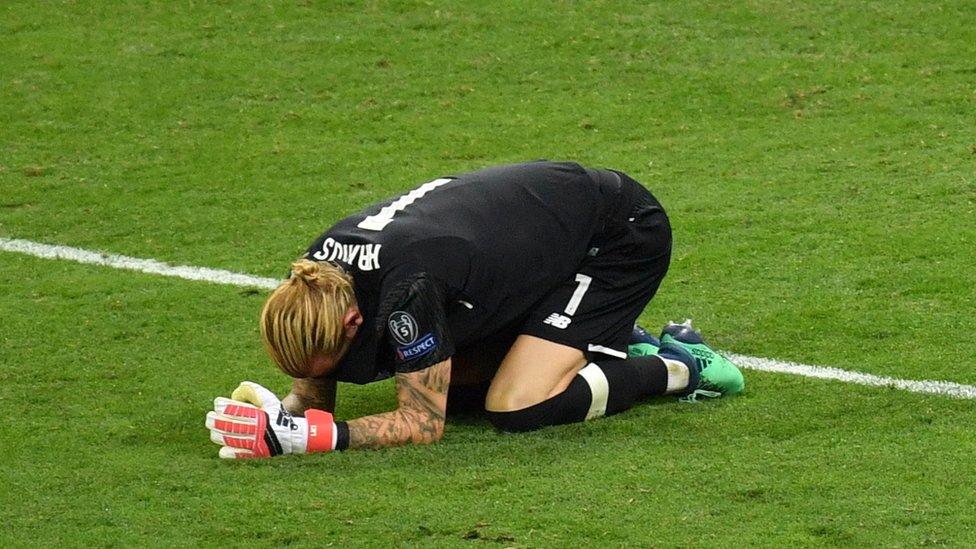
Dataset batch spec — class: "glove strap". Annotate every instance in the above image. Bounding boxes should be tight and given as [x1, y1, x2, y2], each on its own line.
[304, 409, 337, 453]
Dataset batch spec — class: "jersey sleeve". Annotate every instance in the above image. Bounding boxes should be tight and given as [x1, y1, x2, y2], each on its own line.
[377, 273, 456, 374]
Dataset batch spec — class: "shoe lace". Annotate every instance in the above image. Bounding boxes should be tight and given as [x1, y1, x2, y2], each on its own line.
[679, 389, 723, 403]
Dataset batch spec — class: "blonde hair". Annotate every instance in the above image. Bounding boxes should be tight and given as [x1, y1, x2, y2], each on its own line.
[260, 259, 356, 377]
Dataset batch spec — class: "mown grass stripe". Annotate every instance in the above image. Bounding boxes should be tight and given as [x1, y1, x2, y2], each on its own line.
[4, 236, 975, 400]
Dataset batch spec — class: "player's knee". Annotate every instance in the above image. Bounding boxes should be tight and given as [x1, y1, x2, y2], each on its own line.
[485, 381, 535, 414]
[486, 366, 604, 432]
[484, 378, 551, 432]
[485, 379, 590, 432]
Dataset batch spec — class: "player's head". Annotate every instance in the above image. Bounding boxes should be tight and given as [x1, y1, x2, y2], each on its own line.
[260, 259, 360, 378]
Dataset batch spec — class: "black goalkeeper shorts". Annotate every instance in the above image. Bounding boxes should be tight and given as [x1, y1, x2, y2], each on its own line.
[520, 170, 672, 360]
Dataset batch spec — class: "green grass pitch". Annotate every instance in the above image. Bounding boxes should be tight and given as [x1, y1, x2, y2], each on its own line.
[2, 1, 976, 546]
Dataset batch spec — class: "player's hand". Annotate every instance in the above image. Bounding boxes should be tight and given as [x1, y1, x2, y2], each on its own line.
[205, 381, 337, 459]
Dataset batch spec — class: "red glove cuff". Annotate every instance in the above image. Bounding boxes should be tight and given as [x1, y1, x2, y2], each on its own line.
[305, 409, 337, 453]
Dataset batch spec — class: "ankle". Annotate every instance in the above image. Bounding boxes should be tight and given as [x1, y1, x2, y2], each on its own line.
[661, 358, 690, 394]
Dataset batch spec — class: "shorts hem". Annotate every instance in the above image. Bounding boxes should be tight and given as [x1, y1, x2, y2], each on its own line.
[518, 328, 627, 360]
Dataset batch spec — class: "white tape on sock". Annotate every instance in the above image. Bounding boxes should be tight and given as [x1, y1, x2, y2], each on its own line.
[577, 363, 610, 420]
[660, 357, 691, 394]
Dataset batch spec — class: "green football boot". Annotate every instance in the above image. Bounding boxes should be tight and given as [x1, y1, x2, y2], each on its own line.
[628, 324, 661, 357]
[660, 319, 745, 401]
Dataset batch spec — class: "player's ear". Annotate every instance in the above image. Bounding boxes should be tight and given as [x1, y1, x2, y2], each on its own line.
[342, 305, 363, 337]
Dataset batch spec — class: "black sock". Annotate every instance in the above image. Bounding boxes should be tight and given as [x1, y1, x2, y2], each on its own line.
[485, 355, 669, 432]
[594, 355, 669, 414]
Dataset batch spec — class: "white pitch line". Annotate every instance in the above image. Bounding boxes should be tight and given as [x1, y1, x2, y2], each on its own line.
[2, 236, 975, 400]
[727, 354, 976, 400]
[0, 237, 280, 290]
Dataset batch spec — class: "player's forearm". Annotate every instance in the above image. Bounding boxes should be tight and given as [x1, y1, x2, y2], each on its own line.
[345, 360, 451, 450]
[347, 406, 445, 449]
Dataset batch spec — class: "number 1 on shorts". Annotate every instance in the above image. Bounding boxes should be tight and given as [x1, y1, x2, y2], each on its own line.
[564, 274, 592, 316]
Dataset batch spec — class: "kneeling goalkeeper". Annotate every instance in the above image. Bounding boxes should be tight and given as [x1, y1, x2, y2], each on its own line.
[206, 161, 744, 458]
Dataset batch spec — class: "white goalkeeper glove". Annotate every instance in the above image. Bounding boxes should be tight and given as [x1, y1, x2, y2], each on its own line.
[205, 381, 339, 459]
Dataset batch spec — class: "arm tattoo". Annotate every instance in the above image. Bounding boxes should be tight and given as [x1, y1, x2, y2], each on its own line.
[348, 359, 451, 449]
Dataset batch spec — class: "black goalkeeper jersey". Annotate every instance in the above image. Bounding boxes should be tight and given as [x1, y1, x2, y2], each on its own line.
[305, 160, 641, 384]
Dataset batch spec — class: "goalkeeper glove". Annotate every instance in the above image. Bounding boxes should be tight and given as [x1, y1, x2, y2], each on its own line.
[205, 381, 341, 459]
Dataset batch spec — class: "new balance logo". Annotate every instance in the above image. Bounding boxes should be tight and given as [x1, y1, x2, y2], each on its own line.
[543, 313, 572, 329]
